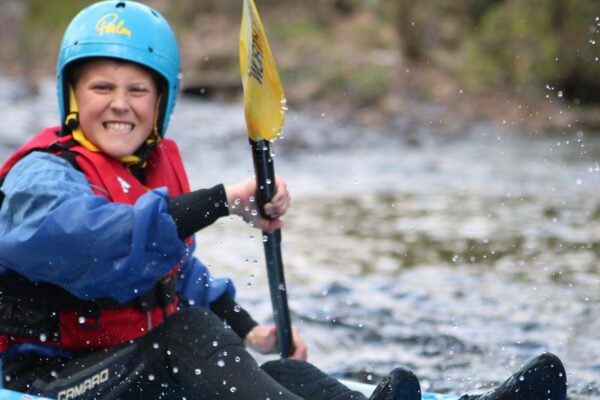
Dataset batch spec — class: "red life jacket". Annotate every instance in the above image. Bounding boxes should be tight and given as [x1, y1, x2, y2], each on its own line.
[0, 127, 191, 351]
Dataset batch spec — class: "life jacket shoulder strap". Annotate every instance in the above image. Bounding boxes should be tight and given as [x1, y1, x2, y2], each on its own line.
[0, 128, 78, 208]
[0, 128, 78, 185]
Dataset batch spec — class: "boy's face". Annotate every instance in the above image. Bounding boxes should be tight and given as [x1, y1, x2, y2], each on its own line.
[73, 59, 158, 159]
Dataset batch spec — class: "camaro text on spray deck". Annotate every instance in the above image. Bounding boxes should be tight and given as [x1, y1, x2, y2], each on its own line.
[57, 369, 109, 400]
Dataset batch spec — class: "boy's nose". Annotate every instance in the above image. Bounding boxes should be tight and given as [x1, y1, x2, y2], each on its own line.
[110, 91, 130, 112]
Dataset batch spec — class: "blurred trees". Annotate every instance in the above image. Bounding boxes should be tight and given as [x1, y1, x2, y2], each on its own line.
[0, 0, 598, 106]
[392, 0, 599, 104]
[0, 0, 76, 92]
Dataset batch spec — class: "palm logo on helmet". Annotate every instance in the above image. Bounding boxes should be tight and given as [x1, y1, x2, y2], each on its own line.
[96, 13, 132, 38]
[57, 0, 181, 138]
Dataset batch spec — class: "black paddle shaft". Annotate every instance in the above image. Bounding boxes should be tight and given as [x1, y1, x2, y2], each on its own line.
[250, 139, 294, 358]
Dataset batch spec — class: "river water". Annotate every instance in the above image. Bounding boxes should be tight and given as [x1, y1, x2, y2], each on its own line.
[1, 76, 598, 399]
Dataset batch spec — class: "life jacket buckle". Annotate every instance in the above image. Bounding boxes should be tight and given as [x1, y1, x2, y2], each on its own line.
[78, 302, 102, 331]
[135, 275, 178, 312]
[48, 141, 69, 152]
[157, 275, 178, 308]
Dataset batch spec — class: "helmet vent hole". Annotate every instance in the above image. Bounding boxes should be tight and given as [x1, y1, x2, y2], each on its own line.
[116, 2, 126, 8]
[148, 47, 154, 53]
[151, 10, 159, 18]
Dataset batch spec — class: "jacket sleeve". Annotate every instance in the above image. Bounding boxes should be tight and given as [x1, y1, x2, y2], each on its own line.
[177, 256, 259, 339]
[177, 256, 236, 308]
[0, 152, 186, 303]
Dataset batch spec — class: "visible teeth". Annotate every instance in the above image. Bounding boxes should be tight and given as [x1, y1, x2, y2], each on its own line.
[105, 122, 133, 132]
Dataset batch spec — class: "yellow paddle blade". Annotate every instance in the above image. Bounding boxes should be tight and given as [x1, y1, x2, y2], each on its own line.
[240, 0, 286, 142]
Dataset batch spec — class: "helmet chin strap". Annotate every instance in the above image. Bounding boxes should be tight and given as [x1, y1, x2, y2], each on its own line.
[65, 85, 161, 167]
[65, 85, 101, 153]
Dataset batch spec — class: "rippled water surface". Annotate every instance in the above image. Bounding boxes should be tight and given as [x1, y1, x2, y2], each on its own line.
[1, 76, 599, 398]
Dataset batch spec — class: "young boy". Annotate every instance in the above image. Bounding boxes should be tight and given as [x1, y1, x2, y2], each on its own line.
[0, 1, 567, 400]
[0, 1, 417, 399]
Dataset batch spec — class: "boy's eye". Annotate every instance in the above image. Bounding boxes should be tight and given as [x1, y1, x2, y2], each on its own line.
[92, 84, 111, 92]
[131, 86, 150, 94]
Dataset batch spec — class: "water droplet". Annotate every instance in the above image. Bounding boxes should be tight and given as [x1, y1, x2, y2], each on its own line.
[195, 369, 202, 375]
[153, 342, 159, 349]
[230, 387, 237, 393]
[148, 374, 155, 381]
[217, 359, 226, 367]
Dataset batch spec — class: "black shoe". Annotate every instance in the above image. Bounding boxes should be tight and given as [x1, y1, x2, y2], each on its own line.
[369, 367, 422, 400]
[458, 352, 567, 400]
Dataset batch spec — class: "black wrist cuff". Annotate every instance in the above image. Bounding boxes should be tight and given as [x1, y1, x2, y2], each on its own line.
[210, 293, 259, 339]
[168, 184, 229, 239]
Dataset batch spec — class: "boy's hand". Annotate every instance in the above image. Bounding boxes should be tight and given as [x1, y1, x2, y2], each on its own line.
[225, 174, 291, 232]
[244, 325, 308, 360]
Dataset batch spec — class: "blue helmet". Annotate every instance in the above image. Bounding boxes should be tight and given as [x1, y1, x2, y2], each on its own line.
[57, 0, 181, 137]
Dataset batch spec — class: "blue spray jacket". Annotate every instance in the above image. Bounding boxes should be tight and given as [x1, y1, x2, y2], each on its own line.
[0, 145, 235, 355]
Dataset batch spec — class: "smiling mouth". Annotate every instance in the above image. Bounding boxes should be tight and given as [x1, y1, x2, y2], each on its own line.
[104, 122, 134, 132]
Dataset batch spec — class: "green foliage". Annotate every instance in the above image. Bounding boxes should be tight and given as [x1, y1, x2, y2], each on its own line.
[0, 0, 92, 80]
[390, 0, 600, 103]
[275, 18, 329, 43]
[469, 0, 504, 24]
[2, 0, 599, 106]
[460, 0, 561, 91]
[347, 66, 391, 103]
[458, 0, 599, 101]
[20, 0, 79, 29]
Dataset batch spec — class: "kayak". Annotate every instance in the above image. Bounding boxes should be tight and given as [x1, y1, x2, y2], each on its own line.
[0, 382, 460, 400]
[0, 388, 53, 400]
[341, 379, 460, 400]
[0, 385, 460, 400]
